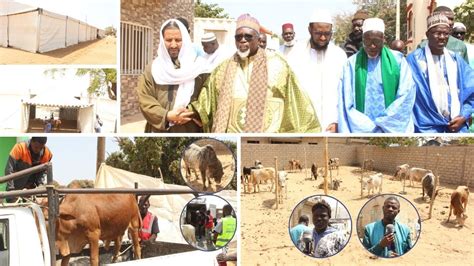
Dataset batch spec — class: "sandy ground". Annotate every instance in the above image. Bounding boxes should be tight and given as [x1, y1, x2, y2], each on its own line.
[120, 113, 146, 133]
[181, 154, 235, 192]
[0, 36, 116, 64]
[241, 166, 474, 266]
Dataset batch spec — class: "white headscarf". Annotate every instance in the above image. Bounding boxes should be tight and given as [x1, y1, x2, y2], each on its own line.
[151, 19, 207, 110]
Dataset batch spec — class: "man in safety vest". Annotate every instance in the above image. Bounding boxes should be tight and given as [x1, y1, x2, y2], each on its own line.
[4, 137, 52, 191]
[138, 196, 159, 245]
[213, 204, 236, 248]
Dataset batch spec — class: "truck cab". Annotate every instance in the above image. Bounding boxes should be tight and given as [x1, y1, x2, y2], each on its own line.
[0, 203, 51, 266]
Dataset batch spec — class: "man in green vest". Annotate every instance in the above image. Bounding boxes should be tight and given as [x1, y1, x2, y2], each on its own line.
[213, 204, 237, 248]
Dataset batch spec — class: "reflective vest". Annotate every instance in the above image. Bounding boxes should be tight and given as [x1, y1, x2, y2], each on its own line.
[215, 216, 236, 247]
[139, 212, 155, 241]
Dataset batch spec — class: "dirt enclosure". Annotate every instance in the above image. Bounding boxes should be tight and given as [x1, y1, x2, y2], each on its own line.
[0, 36, 116, 64]
[241, 166, 473, 265]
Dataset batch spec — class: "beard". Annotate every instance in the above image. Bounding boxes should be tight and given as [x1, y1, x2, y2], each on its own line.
[283, 40, 295, 47]
[311, 39, 329, 50]
[237, 49, 250, 59]
[352, 31, 363, 42]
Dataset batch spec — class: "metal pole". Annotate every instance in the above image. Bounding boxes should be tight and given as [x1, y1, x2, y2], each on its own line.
[0, 163, 51, 183]
[396, 0, 400, 39]
[274, 157, 278, 209]
[324, 137, 328, 195]
[46, 164, 57, 266]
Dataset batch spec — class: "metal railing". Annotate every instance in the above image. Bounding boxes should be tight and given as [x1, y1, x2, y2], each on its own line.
[121, 21, 153, 75]
[0, 162, 200, 266]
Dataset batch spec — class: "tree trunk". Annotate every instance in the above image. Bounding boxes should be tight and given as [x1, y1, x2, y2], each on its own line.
[97, 137, 106, 173]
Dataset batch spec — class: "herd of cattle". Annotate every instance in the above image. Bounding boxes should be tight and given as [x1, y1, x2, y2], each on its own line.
[242, 159, 470, 227]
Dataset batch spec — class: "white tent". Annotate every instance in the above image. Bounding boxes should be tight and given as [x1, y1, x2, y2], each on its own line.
[22, 93, 94, 133]
[0, 0, 102, 53]
[95, 164, 237, 245]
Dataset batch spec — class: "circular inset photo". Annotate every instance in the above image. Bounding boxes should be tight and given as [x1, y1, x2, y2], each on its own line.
[288, 195, 352, 258]
[180, 195, 237, 251]
[356, 194, 421, 258]
[180, 138, 236, 193]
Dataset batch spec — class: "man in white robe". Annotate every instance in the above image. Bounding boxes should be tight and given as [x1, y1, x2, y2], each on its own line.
[201, 32, 231, 72]
[287, 10, 347, 132]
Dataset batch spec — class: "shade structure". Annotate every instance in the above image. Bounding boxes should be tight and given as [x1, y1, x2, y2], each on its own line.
[0, 0, 100, 53]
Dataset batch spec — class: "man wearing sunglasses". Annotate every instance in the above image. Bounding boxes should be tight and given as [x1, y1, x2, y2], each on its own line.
[287, 9, 347, 133]
[338, 18, 416, 133]
[451, 22, 474, 69]
[407, 13, 474, 133]
[191, 14, 320, 133]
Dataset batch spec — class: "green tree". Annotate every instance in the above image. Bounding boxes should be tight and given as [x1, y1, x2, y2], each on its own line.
[341, 0, 407, 44]
[454, 0, 474, 42]
[105, 137, 237, 190]
[44, 68, 117, 100]
[368, 137, 419, 147]
[104, 26, 117, 37]
[333, 12, 354, 45]
[194, 0, 229, 18]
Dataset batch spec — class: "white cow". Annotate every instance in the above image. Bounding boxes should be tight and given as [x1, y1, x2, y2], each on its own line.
[409, 167, 432, 187]
[394, 164, 410, 181]
[364, 173, 383, 196]
[277, 171, 287, 203]
[248, 167, 276, 193]
[181, 224, 197, 246]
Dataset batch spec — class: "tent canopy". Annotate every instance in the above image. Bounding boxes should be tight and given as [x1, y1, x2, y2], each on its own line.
[22, 94, 92, 108]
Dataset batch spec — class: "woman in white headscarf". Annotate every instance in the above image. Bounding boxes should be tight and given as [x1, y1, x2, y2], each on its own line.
[137, 19, 208, 133]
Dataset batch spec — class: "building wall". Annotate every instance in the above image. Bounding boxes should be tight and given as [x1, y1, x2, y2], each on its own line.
[406, 0, 435, 52]
[120, 0, 194, 118]
[356, 145, 474, 186]
[242, 142, 474, 186]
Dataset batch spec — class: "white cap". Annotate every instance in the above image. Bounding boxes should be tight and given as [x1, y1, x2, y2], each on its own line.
[309, 9, 333, 25]
[201, 32, 216, 43]
[453, 22, 466, 30]
[363, 18, 385, 33]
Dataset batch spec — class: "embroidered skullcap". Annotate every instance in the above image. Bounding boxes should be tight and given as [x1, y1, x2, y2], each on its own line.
[236, 13, 260, 33]
[363, 18, 385, 33]
[427, 13, 449, 30]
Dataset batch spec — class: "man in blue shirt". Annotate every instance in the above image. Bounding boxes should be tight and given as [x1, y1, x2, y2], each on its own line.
[363, 196, 412, 257]
[289, 215, 310, 251]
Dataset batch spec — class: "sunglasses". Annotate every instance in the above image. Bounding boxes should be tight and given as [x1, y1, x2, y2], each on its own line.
[453, 31, 466, 36]
[235, 34, 255, 42]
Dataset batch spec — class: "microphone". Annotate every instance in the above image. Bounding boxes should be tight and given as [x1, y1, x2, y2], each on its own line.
[385, 224, 396, 256]
[302, 229, 313, 255]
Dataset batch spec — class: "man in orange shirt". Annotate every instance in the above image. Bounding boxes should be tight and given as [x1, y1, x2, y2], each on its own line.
[4, 137, 52, 191]
[138, 196, 159, 245]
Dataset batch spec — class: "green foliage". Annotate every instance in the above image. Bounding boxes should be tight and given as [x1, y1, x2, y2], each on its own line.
[194, 0, 229, 18]
[76, 68, 117, 98]
[457, 137, 474, 145]
[43, 68, 117, 99]
[333, 12, 354, 45]
[368, 137, 419, 147]
[105, 137, 237, 190]
[105, 137, 201, 186]
[104, 26, 117, 37]
[338, 0, 408, 45]
[454, 0, 474, 42]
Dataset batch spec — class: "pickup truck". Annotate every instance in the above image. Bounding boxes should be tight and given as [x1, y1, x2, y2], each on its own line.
[0, 203, 51, 266]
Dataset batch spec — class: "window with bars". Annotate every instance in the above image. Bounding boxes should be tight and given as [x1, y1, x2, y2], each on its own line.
[121, 21, 153, 75]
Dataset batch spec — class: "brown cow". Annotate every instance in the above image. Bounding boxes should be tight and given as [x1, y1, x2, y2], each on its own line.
[447, 186, 470, 227]
[51, 194, 142, 266]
